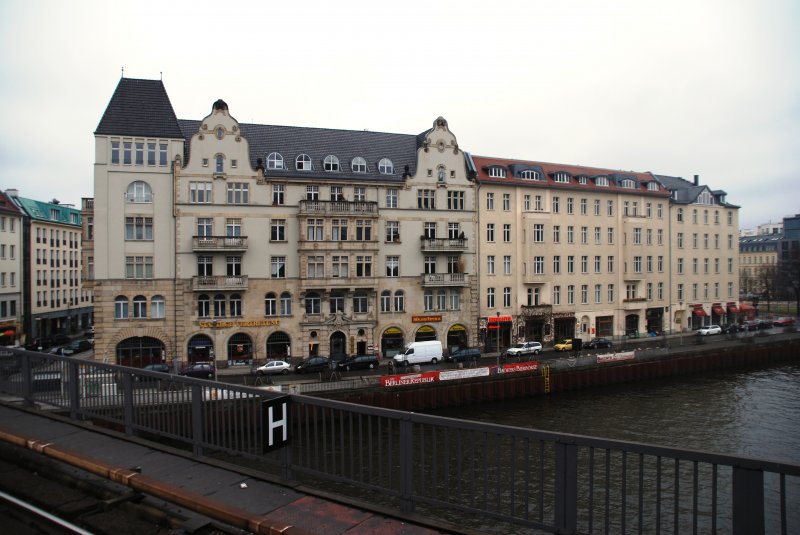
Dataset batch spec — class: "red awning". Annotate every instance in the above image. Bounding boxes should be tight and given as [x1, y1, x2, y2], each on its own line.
[692, 306, 708, 317]
[727, 303, 740, 313]
[712, 305, 726, 315]
[739, 303, 755, 312]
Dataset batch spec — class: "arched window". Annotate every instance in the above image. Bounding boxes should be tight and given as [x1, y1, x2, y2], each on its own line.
[198, 294, 210, 318]
[380, 290, 391, 312]
[394, 290, 405, 312]
[230, 293, 242, 317]
[114, 296, 129, 319]
[267, 152, 284, 170]
[215, 154, 224, 173]
[305, 292, 321, 314]
[620, 178, 636, 189]
[323, 155, 340, 172]
[132, 295, 147, 318]
[151, 295, 165, 319]
[351, 157, 367, 173]
[296, 154, 312, 171]
[378, 158, 394, 175]
[520, 170, 539, 180]
[265, 292, 277, 316]
[280, 292, 292, 315]
[214, 294, 226, 317]
[126, 181, 152, 203]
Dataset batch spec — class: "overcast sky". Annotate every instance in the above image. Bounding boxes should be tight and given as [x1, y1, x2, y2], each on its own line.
[1, 0, 797, 229]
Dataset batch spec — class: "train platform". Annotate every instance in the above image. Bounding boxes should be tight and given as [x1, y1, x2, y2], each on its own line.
[0, 402, 460, 535]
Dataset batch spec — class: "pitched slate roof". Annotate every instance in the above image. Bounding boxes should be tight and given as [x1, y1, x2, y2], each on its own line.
[11, 197, 81, 226]
[178, 119, 420, 183]
[0, 191, 23, 216]
[654, 175, 739, 208]
[470, 155, 669, 196]
[95, 78, 183, 139]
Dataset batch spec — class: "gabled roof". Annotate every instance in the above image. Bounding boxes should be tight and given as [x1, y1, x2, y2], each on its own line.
[178, 119, 419, 183]
[0, 191, 23, 216]
[95, 78, 183, 139]
[11, 196, 81, 226]
[654, 175, 739, 208]
[470, 155, 669, 196]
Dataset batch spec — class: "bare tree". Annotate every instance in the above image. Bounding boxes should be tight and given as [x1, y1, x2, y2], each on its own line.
[758, 265, 780, 313]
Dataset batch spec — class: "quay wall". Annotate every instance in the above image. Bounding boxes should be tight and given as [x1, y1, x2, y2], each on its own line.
[320, 337, 800, 411]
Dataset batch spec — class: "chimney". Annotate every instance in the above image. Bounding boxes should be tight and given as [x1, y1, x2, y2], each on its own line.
[693, 174, 699, 186]
[4, 189, 19, 197]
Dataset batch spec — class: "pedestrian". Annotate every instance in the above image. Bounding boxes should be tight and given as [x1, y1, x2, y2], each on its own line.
[387, 359, 395, 375]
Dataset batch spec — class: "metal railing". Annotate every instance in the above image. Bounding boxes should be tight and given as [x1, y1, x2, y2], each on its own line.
[1, 348, 797, 534]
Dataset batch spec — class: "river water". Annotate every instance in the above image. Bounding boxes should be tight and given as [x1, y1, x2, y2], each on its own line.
[429, 362, 800, 532]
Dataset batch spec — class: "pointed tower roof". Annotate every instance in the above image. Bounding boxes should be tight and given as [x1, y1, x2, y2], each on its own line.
[94, 77, 183, 138]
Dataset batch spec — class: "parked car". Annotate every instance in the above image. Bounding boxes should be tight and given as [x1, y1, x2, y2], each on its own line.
[697, 325, 722, 336]
[295, 356, 331, 374]
[52, 333, 70, 346]
[446, 347, 482, 363]
[722, 323, 745, 334]
[504, 341, 542, 358]
[554, 339, 573, 351]
[180, 362, 215, 379]
[584, 338, 613, 349]
[25, 337, 52, 351]
[773, 317, 796, 327]
[255, 360, 292, 375]
[62, 339, 93, 355]
[337, 354, 379, 371]
[136, 363, 171, 382]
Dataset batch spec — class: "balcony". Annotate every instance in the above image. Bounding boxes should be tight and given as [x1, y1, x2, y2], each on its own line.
[420, 237, 467, 252]
[299, 200, 378, 216]
[192, 275, 249, 291]
[192, 236, 248, 252]
[421, 272, 470, 287]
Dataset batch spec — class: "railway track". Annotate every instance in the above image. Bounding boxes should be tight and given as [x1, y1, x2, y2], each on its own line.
[0, 440, 243, 535]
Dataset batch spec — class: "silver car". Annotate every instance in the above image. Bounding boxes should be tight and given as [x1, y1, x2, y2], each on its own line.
[256, 360, 292, 375]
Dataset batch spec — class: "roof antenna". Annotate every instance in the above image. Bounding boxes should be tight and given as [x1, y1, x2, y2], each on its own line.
[160, 71, 163, 80]
[121, 66, 124, 78]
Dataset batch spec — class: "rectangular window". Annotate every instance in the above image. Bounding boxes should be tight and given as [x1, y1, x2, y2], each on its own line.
[111, 141, 120, 164]
[159, 143, 168, 166]
[227, 183, 249, 204]
[418, 189, 436, 209]
[354, 187, 366, 202]
[580, 198, 587, 215]
[524, 195, 531, 211]
[125, 256, 153, 279]
[486, 193, 494, 210]
[567, 255, 575, 274]
[332, 219, 348, 241]
[608, 256, 614, 273]
[535, 195, 543, 211]
[567, 197, 574, 214]
[386, 256, 399, 277]
[225, 218, 242, 237]
[270, 256, 286, 278]
[553, 255, 561, 274]
[487, 255, 495, 275]
[503, 194, 511, 211]
[307, 255, 324, 278]
[125, 216, 153, 240]
[486, 223, 495, 242]
[581, 226, 588, 245]
[607, 227, 614, 244]
[503, 224, 511, 242]
[487, 288, 495, 308]
[331, 255, 349, 278]
[567, 226, 574, 244]
[594, 199, 601, 216]
[424, 222, 436, 239]
[384, 221, 399, 242]
[270, 219, 286, 241]
[595, 284, 602, 303]
[135, 142, 144, 165]
[533, 224, 545, 243]
[306, 219, 323, 241]
[190, 182, 212, 203]
[634, 256, 642, 273]
[386, 188, 398, 208]
[552, 196, 560, 213]
[633, 227, 642, 245]
[608, 284, 615, 303]
[356, 255, 372, 277]
[504, 255, 512, 275]
[503, 287, 511, 307]
[447, 191, 465, 210]
[123, 141, 132, 165]
[272, 184, 285, 205]
[424, 256, 436, 274]
[594, 255, 601, 273]
[607, 200, 614, 216]
[567, 285, 574, 305]
[147, 142, 156, 165]
[553, 285, 561, 305]
[306, 185, 319, 200]
[581, 255, 588, 274]
[355, 220, 372, 241]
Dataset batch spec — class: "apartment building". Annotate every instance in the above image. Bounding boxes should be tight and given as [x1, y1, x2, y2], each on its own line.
[5, 191, 91, 342]
[739, 231, 782, 298]
[655, 175, 740, 328]
[92, 78, 478, 367]
[0, 191, 23, 345]
[471, 157, 672, 345]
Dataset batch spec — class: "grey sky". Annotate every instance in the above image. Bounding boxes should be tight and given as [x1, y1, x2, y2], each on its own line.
[1, 0, 797, 228]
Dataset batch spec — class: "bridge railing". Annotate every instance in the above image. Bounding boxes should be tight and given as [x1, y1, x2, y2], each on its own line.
[1, 348, 798, 534]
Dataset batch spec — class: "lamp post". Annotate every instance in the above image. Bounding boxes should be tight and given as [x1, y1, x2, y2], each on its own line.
[496, 311, 501, 369]
[211, 318, 219, 382]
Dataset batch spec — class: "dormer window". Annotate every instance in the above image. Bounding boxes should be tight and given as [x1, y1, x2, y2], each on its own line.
[352, 157, 367, 173]
[488, 166, 506, 178]
[647, 182, 659, 191]
[578, 176, 588, 185]
[620, 179, 636, 189]
[296, 154, 312, 171]
[267, 152, 284, 170]
[378, 158, 394, 175]
[596, 176, 609, 187]
[324, 155, 340, 172]
[520, 170, 539, 180]
[554, 172, 569, 183]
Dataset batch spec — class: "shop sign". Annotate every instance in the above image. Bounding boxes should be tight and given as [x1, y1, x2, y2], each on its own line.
[412, 315, 442, 323]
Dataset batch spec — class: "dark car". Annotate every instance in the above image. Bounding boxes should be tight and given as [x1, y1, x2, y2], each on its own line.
[584, 338, 613, 350]
[337, 354, 379, 371]
[722, 323, 745, 334]
[180, 362, 215, 379]
[136, 363, 171, 381]
[295, 356, 331, 374]
[446, 347, 481, 363]
[63, 339, 93, 355]
[52, 333, 70, 346]
[24, 337, 51, 351]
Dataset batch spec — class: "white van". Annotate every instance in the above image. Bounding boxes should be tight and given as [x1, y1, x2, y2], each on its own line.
[394, 341, 443, 367]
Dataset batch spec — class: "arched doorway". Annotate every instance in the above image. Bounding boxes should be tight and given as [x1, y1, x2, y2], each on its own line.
[381, 327, 404, 358]
[116, 336, 165, 368]
[330, 331, 347, 361]
[415, 325, 437, 342]
[227, 332, 252, 366]
[187, 334, 213, 364]
[266, 331, 290, 361]
[446, 324, 468, 351]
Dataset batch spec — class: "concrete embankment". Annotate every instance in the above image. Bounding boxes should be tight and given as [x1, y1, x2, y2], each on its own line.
[319, 336, 800, 412]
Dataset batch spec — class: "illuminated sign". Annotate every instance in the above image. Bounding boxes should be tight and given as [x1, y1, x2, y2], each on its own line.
[412, 315, 442, 323]
[488, 315, 513, 324]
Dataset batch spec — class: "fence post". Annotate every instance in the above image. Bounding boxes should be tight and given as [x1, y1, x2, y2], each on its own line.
[732, 466, 764, 535]
[191, 384, 204, 457]
[21, 352, 33, 407]
[67, 359, 80, 420]
[122, 373, 134, 435]
[399, 416, 415, 514]
[554, 441, 578, 534]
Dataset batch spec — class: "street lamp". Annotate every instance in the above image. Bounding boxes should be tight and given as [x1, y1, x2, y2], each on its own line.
[496, 311, 501, 369]
[211, 318, 219, 382]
